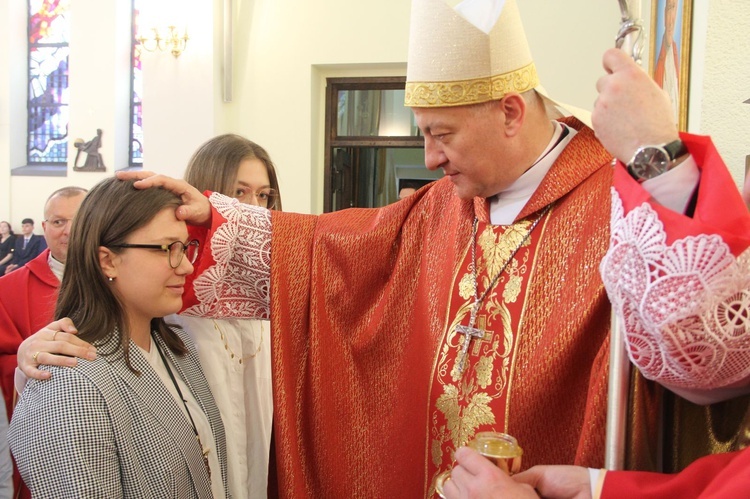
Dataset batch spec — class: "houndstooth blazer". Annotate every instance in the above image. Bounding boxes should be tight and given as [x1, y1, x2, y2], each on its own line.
[8, 326, 229, 499]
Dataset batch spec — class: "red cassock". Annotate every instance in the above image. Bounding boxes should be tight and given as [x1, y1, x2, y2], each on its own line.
[602, 448, 750, 498]
[612, 132, 750, 256]
[0, 249, 58, 499]
[600, 133, 750, 495]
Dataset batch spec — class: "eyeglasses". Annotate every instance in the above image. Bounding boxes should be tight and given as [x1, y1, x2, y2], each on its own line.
[110, 239, 200, 269]
[44, 218, 73, 230]
[235, 187, 278, 209]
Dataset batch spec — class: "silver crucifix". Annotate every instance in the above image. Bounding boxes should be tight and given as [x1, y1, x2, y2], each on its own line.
[455, 307, 485, 375]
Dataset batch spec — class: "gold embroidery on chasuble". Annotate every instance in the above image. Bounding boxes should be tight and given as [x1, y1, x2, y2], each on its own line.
[427, 214, 546, 490]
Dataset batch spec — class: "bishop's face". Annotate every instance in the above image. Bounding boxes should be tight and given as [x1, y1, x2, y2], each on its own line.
[413, 102, 523, 200]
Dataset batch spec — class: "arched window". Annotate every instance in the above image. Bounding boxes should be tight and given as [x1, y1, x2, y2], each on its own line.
[27, 0, 69, 166]
[129, 0, 143, 166]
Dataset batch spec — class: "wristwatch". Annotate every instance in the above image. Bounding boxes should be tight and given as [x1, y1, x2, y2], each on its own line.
[626, 139, 688, 182]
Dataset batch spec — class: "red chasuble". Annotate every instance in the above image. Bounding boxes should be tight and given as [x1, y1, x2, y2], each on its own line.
[259, 119, 615, 497]
[183, 119, 613, 497]
[0, 249, 58, 499]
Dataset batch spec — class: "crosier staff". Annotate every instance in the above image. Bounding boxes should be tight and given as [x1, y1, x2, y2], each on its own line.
[615, 0, 645, 63]
[605, 0, 645, 472]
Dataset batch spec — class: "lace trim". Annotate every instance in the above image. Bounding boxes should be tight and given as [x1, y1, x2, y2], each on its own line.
[182, 193, 271, 320]
[601, 189, 750, 389]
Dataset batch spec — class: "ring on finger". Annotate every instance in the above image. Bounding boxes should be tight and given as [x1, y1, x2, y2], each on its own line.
[32, 351, 41, 362]
[52, 330, 59, 341]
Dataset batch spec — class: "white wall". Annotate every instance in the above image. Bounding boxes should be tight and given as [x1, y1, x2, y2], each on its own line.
[0, 0, 29, 227]
[225, 0, 414, 213]
[226, 0, 620, 214]
[0, 0, 134, 232]
[65, 0, 132, 188]
[1, 0, 747, 227]
[519, 1, 621, 112]
[139, 0, 221, 179]
[696, 0, 750, 182]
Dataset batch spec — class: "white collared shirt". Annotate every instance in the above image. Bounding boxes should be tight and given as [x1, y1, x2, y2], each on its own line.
[136, 339, 226, 499]
[490, 122, 576, 225]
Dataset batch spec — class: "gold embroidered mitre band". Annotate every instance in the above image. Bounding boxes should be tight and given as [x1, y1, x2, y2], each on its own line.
[405, 0, 538, 107]
[404, 0, 592, 126]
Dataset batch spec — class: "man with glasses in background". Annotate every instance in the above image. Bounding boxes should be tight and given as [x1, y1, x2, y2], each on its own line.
[0, 186, 93, 499]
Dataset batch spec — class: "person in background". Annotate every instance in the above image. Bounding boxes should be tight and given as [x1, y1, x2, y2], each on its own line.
[0, 222, 15, 276]
[0, 391, 11, 499]
[4, 219, 46, 275]
[0, 187, 90, 499]
[176, 133, 282, 498]
[397, 180, 424, 200]
[398, 186, 417, 200]
[9, 178, 229, 498]
[440, 47, 750, 499]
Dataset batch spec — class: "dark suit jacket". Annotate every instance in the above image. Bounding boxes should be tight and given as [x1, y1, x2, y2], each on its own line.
[10, 235, 47, 268]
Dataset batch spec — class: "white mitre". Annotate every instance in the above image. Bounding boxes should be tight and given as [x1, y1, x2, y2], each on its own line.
[405, 0, 591, 125]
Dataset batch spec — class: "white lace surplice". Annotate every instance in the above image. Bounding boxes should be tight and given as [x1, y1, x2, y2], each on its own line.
[601, 189, 750, 394]
[183, 193, 272, 320]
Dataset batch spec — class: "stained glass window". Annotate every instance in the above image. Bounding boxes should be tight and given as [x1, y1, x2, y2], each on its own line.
[130, 0, 143, 166]
[27, 0, 70, 165]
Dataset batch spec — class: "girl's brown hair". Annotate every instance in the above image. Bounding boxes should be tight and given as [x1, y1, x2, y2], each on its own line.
[184, 134, 283, 211]
[55, 178, 187, 372]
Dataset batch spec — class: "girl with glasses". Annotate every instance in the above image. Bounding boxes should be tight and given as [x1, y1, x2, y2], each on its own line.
[184, 134, 282, 211]
[177, 134, 282, 498]
[9, 178, 229, 498]
[15, 135, 284, 498]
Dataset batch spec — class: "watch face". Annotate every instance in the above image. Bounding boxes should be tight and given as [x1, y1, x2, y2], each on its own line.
[630, 146, 669, 181]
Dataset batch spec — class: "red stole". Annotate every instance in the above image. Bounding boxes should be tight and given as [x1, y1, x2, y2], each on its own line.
[427, 212, 552, 489]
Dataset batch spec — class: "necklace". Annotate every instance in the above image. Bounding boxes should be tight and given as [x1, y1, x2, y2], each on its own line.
[212, 320, 263, 364]
[455, 205, 552, 375]
[153, 336, 212, 482]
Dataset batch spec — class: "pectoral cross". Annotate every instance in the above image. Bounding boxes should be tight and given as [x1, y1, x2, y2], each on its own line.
[455, 305, 485, 375]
